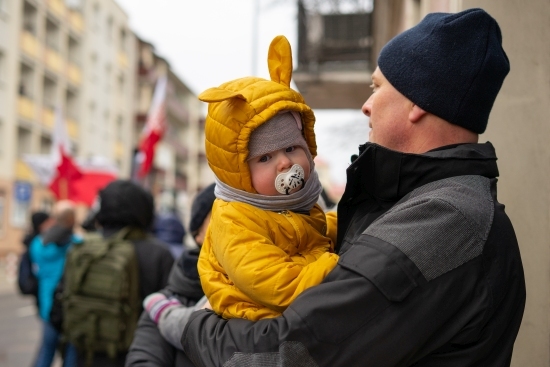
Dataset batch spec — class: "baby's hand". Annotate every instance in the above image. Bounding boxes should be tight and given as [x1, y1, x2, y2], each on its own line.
[201, 300, 212, 310]
[143, 293, 182, 324]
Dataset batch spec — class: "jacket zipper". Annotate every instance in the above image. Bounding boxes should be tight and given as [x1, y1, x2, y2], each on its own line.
[279, 210, 302, 248]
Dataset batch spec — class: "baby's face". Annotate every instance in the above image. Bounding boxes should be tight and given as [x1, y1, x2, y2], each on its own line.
[248, 146, 310, 196]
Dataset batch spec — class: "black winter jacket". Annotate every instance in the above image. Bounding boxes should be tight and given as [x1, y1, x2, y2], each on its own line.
[125, 248, 204, 367]
[182, 142, 526, 367]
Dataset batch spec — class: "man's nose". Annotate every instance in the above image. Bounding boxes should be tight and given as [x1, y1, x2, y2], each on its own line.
[362, 95, 373, 117]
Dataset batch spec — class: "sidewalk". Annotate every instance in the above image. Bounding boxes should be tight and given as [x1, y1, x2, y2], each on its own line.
[0, 253, 19, 296]
[0, 255, 62, 367]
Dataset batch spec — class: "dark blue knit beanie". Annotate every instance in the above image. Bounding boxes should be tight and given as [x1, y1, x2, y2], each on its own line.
[378, 8, 509, 134]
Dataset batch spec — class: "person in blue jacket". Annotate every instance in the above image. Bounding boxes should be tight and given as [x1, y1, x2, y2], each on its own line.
[30, 200, 81, 367]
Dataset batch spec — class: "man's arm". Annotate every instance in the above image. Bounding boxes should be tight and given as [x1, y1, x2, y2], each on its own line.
[125, 311, 177, 367]
[182, 186, 522, 367]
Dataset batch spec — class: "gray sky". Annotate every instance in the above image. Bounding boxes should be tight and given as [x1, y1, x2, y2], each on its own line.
[115, 0, 369, 186]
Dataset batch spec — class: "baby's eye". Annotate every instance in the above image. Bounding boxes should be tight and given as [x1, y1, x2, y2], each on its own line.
[285, 146, 296, 153]
[258, 155, 269, 162]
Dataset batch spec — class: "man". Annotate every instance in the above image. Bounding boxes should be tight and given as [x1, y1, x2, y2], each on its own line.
[126, 183, 215, 367]
[30, 201, 79, 367]
[77, 180, 174, 366]
[181, 8, 526, 367]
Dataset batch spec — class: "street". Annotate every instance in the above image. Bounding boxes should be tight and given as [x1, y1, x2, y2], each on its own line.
[0, 262, 61, 367]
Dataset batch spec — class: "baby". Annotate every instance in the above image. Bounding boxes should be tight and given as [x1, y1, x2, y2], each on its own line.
[143, 35, 338, 347]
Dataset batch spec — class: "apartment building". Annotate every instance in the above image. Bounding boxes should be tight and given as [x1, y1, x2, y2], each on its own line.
[134, 39, 212, 218]
[0, 0, 135, 255]
[79, 0, 135, 176]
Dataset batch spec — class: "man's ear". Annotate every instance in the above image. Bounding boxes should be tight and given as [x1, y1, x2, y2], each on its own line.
[409, 104, 427, 123]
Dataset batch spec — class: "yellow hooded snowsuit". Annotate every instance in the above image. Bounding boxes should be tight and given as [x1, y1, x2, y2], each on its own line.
[198, 36, 339, 320]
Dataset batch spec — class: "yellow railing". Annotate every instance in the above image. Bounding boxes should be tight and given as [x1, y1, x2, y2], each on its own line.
[68, 10, 84, 33]
[18, 97, 35, 121]
[15, 160, 36, 181]
[44, 48, 63, 74]
[42, 108, 55, 128]
[67, 118, 78, 138]
[47, 0, 66, 18]
[67, 63, 82, 85]
[115, 141, 125, 158]
[118, 52, 128, 69]
[20, 31, 40, 59]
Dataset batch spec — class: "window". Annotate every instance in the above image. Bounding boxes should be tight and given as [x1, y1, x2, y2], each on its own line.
[89, 52, 97, 82]
[16, 126, 31, 158]
[119, 28, 127, 52]
[45, 18, 59, 50]
[116, 115, 123, 140]
[0, 121, 3, 156]
[0, 51, 5, 85]
[23, 1, 37, 34]
[40, 134, 52, 154]
[42, 76, 56, 109]
[88, 102, 96, 133]
[0, 0, 7, 15]
[68, 36, 80, 65]
[106, 16, 113, 42]
[93, 3, 100, 31]
[19, 62, 34, 98]
[0, 190, 6, 235]
[118, 74, 124, 94]
[66, 89, 78, 120]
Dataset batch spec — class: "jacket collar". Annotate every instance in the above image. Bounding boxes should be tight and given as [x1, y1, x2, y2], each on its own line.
[346, 142, 499, 202]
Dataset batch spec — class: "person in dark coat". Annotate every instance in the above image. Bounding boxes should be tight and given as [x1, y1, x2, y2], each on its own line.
[125, 183, 215, 367]
[153, 211, 186, 259]
[181, 9, 526, 367]
[77, 180, 174, 367]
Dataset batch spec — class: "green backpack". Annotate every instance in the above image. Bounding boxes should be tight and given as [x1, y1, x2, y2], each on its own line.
[62, 227, 140, 365]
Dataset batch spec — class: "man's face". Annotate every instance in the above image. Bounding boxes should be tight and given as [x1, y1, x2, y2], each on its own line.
[362, 67, 413, 151]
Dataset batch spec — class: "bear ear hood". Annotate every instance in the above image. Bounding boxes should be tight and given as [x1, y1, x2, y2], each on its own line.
[268, 35, 292, 87]
[201, 35, 316, 193]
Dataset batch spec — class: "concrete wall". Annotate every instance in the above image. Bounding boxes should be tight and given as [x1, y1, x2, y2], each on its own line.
[465, 0, 550, 365]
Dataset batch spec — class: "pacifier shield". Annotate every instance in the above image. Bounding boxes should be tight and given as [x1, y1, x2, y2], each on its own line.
[275, 164, 305, 195]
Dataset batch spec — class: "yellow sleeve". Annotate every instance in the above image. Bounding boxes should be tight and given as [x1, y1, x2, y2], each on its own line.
[325, 211, 338, 249]
[205, 202, 338, 317]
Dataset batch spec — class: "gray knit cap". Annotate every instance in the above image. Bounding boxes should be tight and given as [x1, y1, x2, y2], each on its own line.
[248, 112, 312, 168]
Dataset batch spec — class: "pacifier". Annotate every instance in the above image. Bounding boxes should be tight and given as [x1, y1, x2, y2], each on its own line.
[275, 164, 305, 195]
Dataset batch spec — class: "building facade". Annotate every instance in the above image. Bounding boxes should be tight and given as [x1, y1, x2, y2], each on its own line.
[134, 38, 212, 222]
[0, 0, 136, 255]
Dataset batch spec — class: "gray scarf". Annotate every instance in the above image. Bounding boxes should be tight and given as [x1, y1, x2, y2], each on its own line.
[214, 170, 323, 213]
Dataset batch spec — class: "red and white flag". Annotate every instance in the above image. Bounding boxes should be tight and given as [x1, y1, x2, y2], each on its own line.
[25, 106, 117, 206]
[48, 105, 82, 200]
[137, 75, 168, 178]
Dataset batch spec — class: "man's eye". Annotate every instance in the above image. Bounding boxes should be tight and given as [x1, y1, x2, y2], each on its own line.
[285, 146, 296, 153]
[370, 83, 378, 92]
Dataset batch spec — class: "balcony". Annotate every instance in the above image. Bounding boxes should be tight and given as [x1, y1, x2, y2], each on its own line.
[118, 52, 128, 69]
[114, 141, 124, 158]
[68, 10, 84, 33]
[16, 160, 36, 181]
[20, 31, 40, 59]
[47, 0, 66, 18]
[67, 63, 82, 85]
[67, 118, 78, 138]
[42, 107, 55, 128]
[44, 48, 63, 74]
[18, 96, 36, 121]
[294, 7, 373, 109]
